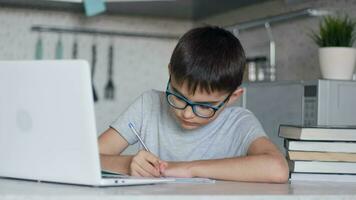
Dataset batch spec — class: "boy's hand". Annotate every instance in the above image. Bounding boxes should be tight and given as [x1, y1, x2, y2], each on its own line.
[130, 150, 165, 177]
[160, 161, 194, 178]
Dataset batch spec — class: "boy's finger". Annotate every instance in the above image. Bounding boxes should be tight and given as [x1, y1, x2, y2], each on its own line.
[143, 151, 160, 162]
[131, 170, 140, 177]
[158, 161, 168, 174]
[141, 159, 161, 177]
[154, 161, 161, 172]
[133, 162, 154, 177]
[133, 156, 160, 177]
[130, 164, 145, 177]
[139, 151, 163, 176]
[144, 152, 163, 167]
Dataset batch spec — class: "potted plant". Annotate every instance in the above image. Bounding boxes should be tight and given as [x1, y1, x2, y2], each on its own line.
[311, 15, 356, 80]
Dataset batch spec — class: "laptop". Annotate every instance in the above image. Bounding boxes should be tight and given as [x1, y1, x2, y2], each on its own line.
[0, 60, 174, 186]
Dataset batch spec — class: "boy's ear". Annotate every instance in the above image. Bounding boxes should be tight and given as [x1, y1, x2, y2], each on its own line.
[226, 88, 244, 106]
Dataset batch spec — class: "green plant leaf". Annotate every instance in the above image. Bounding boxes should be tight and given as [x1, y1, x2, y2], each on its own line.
[309, 15, 356, 47]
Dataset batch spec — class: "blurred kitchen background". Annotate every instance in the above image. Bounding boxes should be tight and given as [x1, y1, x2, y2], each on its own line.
[0, 0, 355, 134]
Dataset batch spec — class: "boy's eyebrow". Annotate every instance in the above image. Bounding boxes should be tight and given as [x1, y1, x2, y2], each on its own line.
[171, 85, 221, 104]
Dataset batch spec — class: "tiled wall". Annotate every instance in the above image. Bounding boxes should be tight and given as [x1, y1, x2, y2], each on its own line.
[0, 7, 192, 133]
[198, 0, 356, 81]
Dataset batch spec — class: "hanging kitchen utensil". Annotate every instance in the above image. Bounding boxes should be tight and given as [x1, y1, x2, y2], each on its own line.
[72, 36, 78, 59]
[91, 41, 99, 102]
[55, 34, 63, 59]
[35, 33, 43, 60]
[104, 43, 115, 100]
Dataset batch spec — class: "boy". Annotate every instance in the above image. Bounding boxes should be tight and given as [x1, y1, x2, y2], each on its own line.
[99, 26, 289, 183]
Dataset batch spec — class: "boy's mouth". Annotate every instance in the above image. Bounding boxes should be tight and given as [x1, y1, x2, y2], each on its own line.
[181, 119, 198, 126]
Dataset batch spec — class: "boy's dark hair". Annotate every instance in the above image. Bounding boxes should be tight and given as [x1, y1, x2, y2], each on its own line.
[169, 26, 246, 95]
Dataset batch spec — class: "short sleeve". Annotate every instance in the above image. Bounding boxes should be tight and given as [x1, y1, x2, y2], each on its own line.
[238, 111, 267, 155]
[110, 94, 145, 145]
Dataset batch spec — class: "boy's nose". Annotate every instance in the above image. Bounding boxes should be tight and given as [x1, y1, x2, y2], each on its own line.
[182, 105, 195, 119]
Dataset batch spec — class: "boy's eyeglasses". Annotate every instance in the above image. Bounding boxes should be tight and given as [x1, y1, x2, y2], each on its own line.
[165, 78, 232, 118]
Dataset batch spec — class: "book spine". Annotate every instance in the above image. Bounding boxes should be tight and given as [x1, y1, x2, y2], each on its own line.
[291, 160, 356, 174]
[285, 140, 356, 153]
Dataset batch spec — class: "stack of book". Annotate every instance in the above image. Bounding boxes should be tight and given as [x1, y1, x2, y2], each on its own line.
[279, 125, 356, 182]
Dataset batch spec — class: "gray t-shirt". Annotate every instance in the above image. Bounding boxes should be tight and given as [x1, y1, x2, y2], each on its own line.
[110, 90, 266, 161]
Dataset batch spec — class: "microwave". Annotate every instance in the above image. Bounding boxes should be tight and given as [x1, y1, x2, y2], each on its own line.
[236, 80, 356, 152]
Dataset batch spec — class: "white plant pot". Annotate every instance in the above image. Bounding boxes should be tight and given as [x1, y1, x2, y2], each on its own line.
[319, 47, 356, 80]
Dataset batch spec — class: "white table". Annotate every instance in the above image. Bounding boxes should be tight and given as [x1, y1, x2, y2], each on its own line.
[1, 178, 356, 200]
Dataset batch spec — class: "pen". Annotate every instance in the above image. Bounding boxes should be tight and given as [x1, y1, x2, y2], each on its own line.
[128, 122, 164, 176]
[128, 122, 150, 152]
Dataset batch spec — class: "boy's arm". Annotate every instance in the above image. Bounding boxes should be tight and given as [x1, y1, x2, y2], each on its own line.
[99, 128, 162, 177]
[98, 128, 132, 174]
[161, 136, 289, 183]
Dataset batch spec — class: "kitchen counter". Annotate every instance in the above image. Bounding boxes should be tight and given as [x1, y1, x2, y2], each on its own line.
[1, 178, 356, 200]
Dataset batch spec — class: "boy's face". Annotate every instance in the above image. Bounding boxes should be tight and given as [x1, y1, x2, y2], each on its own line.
[168, 78, 243, 130]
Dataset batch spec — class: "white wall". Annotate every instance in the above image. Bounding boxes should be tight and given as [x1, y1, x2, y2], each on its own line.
[2, 0, 356, 135]
[196, 0, 356, 81]
[0, 7, 192, 133]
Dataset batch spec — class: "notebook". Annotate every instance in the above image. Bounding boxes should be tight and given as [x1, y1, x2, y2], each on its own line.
[0, 60, 175, 186]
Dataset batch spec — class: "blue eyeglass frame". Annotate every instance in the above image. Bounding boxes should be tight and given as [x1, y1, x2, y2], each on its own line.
[165, 77, 232, 118]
